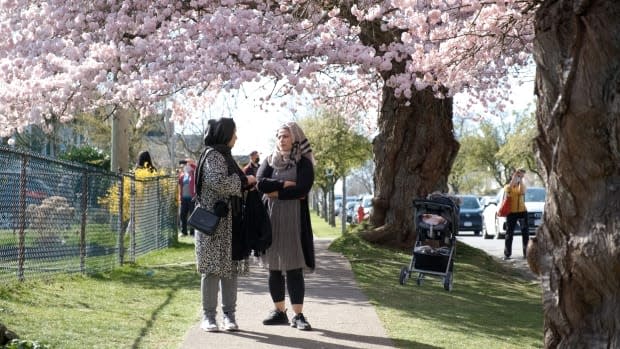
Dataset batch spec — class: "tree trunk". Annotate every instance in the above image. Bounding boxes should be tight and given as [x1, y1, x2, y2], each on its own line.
[364, 86, 459, 247]
[321, 190, 328, 220]
[532, 1, 620, 347]
[328, 182, 336, 227]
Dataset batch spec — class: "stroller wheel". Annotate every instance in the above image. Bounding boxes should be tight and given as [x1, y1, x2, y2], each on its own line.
[443, 272, 453, 291]
[416, 274, 424, 286]
[399, 266, 409, 285]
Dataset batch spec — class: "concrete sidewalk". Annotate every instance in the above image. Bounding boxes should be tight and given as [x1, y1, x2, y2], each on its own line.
[180, 239, 395, 349]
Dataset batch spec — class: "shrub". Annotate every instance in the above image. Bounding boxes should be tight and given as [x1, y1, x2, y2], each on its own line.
[58, 145, 110, 170]
[97, 168, 175, 226]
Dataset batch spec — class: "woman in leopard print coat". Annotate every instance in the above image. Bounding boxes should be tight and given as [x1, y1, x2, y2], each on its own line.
[194, 117, 256, 332]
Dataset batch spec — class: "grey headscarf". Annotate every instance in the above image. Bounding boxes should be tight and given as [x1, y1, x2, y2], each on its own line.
[268, 121, 315, 170]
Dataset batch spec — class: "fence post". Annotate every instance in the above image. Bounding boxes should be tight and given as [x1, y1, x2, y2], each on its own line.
[157, 177, 162, 248]
[17, 155, 29, 282]
[130, 176, 136, 263]
[117, 174, 124, 265]
[79, 170, 88, 274]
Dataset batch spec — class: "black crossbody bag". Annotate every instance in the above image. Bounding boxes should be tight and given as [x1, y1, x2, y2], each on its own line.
[188, 206, 220, 235]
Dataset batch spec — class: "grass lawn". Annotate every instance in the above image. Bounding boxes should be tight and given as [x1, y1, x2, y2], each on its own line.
[330, 227, 543, 349]
[0, 215, 543, 348]
[310, 211, 348, 239]
[0, 237, 201, 349]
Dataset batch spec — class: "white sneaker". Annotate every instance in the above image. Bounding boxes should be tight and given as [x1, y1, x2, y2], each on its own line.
[223, 312, 239, 331]
[200, 316, 219, 332]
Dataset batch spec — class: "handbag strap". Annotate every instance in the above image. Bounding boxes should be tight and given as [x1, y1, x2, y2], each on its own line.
[194, 147, 214, 204]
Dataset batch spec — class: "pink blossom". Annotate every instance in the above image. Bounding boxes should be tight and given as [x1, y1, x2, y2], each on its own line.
[0, 0, 534, 134]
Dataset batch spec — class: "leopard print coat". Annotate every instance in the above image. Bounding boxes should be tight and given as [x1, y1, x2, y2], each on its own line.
[194, 149, 249, 276]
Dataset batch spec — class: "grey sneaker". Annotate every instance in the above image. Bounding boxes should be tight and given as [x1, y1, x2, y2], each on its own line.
[200, 315, 219, 332]
[262, 309, 289, 325]
[223, 312, 239, 331]
[290, 313, 312, 331]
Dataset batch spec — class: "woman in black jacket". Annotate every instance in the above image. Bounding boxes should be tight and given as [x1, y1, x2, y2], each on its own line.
[257, 121, 315, 331]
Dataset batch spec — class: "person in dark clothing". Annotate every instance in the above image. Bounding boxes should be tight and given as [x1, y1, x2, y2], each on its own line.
[178, 159, 196, 236]
[257, 121, 315, 331]
[243, 150, 260, 177]
[136, 151, 157, 172]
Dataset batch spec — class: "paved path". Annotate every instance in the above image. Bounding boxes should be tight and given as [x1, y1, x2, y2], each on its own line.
[457, 233, 536, 280]
[180, 239, 395, 349]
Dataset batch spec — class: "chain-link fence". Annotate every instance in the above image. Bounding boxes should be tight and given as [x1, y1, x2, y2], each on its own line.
[0, 146, 178, 283]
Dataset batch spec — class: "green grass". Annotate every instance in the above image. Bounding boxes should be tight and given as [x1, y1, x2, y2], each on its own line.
[0, 236, 200, 349]
[310, 210, 353, 239]
[330, 227, 543, 349]
[0, 224, 118, 246]
[0, 217, 543, 349]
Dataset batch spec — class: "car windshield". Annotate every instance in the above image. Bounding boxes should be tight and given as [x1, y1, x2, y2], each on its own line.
[525, 188, 546, 202]
[362, 197, 372, 208]
[460, 196, 481, 209]
[346, 201, 358, 209]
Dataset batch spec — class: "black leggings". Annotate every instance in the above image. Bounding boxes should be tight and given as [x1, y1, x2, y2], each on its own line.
[268, 269, 304, 305]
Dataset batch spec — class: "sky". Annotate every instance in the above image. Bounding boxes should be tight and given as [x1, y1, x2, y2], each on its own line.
[177, 81, 312, 159]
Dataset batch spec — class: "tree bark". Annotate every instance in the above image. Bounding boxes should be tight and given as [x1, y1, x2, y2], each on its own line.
[364, 85, 459, 247]
[532, 1, 620, 347]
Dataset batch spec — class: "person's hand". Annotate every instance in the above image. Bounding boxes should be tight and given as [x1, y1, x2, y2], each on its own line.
[246, 175, 257, 185]
[283, 180, 296, 188]
[511, 172, 523, 186]
[266, 191, 278, 198]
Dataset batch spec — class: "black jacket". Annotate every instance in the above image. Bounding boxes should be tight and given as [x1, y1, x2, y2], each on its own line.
[256, 157, 315, 269]
[243, 190, 272, 255]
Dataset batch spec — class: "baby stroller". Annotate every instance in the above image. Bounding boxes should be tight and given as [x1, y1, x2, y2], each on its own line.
[399, 194, 459, 291]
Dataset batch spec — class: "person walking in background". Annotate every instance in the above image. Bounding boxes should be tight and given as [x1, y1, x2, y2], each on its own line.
[194, 117, 257, 332]
[357, 202, 365, 223]
[243, 150, 260, 177]
[503, 168, 530, 260]
[135, 150, 157, 172]
[178, 159, 196, 236]
[257, 121, 315, 331]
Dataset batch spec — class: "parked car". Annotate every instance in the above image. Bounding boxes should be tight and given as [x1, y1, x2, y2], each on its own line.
[482, 186, 546, 239]
[361, 195, 373, 216]
[456, 195, 483, 236]
[334, 199, 343, 216]
[345, 201, 360, 223]
[478, 195, 496, 207]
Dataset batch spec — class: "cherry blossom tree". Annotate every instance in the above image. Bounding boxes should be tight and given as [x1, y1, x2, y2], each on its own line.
[0, 0, 533, 244]
[4, 2, 619, 345]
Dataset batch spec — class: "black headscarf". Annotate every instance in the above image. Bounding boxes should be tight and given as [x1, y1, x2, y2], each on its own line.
[136, 150, 156, 172]
[200, 117, 247, 184]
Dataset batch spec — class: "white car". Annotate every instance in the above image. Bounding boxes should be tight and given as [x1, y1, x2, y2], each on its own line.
[361, 195, 373, 216]
[482, 186, 545, 239]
